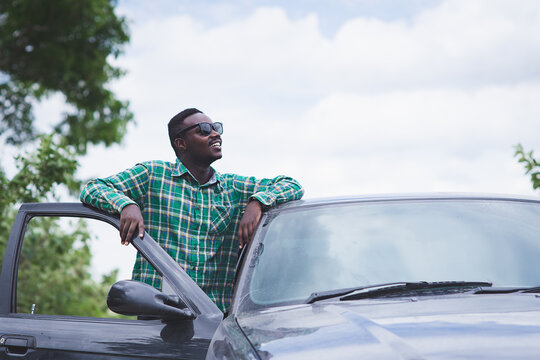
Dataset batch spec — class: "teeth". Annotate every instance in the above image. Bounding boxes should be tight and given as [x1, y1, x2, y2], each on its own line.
[211, 143, 221, 148]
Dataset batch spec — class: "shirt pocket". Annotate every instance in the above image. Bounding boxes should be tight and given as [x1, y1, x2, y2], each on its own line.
[209, 204, 233, 235]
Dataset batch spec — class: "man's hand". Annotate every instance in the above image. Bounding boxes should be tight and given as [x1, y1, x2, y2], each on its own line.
[237, 200, 263, 248]
[120, 204, 145, 245]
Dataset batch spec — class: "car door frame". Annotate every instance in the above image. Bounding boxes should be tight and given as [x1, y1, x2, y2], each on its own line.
[0, 202, 222, 358]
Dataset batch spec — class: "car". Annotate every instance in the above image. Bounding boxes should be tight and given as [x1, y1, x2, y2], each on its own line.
[2, 194, 540, 359]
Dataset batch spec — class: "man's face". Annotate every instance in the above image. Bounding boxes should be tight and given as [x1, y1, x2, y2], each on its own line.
[177, 113, 222, 164]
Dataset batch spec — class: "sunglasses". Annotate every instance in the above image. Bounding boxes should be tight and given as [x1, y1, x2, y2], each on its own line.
[176, 122, 223, 137]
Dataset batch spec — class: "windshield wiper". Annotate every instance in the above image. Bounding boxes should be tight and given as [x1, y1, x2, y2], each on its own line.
[305, 282, 408, 304]
[340, 281, 493, 301]
[306, 281, 492, 304]
[521, 286, 540, 293]
[472, 285, 540, 294]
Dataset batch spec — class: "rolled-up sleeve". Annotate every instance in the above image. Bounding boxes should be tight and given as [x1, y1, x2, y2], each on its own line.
[80, 163, 150, 214]
[229, 174, 304, 208]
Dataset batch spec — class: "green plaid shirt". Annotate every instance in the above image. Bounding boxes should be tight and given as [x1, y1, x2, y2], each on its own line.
[80, 159, 304, 312]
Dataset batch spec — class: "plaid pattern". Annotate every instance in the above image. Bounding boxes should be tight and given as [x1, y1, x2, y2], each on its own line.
[80, 159, 304, 312]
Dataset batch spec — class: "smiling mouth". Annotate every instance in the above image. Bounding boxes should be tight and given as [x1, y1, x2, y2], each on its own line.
[210, 142, 222, 149]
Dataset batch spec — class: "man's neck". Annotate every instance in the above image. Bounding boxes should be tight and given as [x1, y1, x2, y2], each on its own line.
[179, 157, 214, 185]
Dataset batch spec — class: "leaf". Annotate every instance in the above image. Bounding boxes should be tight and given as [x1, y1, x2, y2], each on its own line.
[514, 143, 540, 193]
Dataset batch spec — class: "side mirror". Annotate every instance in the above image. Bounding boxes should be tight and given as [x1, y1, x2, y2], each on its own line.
[107, 280, 196, 321]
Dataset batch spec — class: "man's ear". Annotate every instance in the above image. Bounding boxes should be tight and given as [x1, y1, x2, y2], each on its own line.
[174, 137, 187, 152]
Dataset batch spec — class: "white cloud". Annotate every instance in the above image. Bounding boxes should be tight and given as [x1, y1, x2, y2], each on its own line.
[122, 1, 540, 93]
[77, 0, 540, 201]
[294, 84, 540, 196]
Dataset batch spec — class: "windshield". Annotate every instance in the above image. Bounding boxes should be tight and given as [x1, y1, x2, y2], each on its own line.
[244, 199, 540, 307]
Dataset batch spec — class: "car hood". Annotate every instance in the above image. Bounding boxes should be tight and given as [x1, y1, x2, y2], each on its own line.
[235, 293, 540, 359]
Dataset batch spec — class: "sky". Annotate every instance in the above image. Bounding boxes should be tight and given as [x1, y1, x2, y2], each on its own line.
[69, 0, 540, 199]
[26, 0, 540, 279]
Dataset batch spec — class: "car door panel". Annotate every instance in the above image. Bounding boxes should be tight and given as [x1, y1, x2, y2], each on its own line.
[0, 315, 210, 359]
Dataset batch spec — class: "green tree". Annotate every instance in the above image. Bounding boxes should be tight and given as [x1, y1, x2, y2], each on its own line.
[0, 0, 132, 317]
[514, 144, 540, 191]
[0, 0, 132, 151]
[18, 217, 118, 317]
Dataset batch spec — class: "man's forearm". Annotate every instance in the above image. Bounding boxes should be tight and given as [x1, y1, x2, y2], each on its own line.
[251, 175, 304, 207]
[81, 162, 150, 214]
[80, 179, 137, 214]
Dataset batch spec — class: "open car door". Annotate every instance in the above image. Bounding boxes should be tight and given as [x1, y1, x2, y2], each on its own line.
[0, 203, 222, 359]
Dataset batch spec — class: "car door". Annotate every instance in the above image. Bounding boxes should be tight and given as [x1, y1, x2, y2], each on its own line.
[0, 203, 221, 359]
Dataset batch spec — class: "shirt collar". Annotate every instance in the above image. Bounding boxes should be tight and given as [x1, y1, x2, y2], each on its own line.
[172, 158, 190, 178]
[172, 158, 223, 190]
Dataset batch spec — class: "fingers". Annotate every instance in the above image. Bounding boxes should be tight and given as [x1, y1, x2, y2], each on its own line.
[138, 222, 145, 239]
[121, 219, 145, 245]
[125, 221, 139, 245]
[238, 224, 245, 248]
[237, 226, 244, 248]
[237, 224, 245, 248]
[238, 220, 255, 248]
[238, 225, 247, 249]
[119, 204, 144, 245]
[237, 200, 263, 248]
[120, 218, 129, 245]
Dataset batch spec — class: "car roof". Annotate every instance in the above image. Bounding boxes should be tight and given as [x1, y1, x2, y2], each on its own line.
[269, 192, 540, 213]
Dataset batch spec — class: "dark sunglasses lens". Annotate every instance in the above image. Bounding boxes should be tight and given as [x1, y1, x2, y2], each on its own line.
[213, 122, 223, 135]
[198, 122, 223, 136]
[198, 123, 211, 136]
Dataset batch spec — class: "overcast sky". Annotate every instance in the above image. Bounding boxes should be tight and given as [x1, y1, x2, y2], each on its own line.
[29, 0, 540, 278]
[68, 0, 540, 200]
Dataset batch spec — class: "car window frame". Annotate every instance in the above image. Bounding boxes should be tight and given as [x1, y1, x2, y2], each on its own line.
[0, 203, 222, 321]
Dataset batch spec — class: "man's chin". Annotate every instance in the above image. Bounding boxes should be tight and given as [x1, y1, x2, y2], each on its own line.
[209, 153, 223, 163]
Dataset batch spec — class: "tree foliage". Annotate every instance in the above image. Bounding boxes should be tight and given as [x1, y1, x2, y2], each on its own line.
[0, 0, 132, 317]
[514, 144, 540, 191]
[2, 135, 80, 204]
[0, 135, 81, 264]
[0, 0, 132, 152]
[17, 217, 117, 317]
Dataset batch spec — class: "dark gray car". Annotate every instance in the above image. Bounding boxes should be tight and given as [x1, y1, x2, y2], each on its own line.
[2, 195, 540, 359]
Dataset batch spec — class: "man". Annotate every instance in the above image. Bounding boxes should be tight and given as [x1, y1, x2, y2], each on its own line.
[80, 108, 304, 312]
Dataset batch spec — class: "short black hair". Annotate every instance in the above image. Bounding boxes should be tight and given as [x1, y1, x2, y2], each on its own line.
[168, 108, 203, 156]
